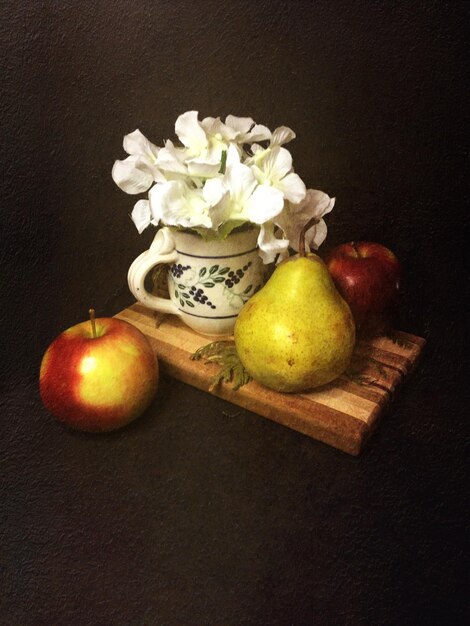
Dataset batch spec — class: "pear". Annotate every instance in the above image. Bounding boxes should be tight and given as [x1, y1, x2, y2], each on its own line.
[234, 221, 356, 393]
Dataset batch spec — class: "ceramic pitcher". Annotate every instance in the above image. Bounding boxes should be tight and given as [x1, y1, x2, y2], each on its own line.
[127, 226, 265, 336]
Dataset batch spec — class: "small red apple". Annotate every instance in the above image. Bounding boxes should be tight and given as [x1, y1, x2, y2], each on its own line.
[325, 242, 401, 336]
[39, 311, 158, 432]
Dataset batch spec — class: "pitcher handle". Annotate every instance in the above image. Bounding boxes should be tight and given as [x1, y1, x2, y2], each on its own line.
[127, 227, 181, 316]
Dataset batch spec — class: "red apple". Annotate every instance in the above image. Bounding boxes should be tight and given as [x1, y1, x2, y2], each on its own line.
[39, 312, 158, 432]
[325, 242, 401, 336]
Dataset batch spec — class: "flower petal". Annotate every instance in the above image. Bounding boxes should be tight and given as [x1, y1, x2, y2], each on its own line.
[149, 180, 186, 225]
[148, 182, 169, 223]
[225, 115, 254, 134]
[271, 126, 296, 146]
[150, 180, 213, 230]
[156, 140, 188, 175]
[187, 157, 221, 178]
[241, 124, 272, 143]
[123, 129, 159, 161]
[263, 146, 293, 180]
[131, 199, 153, 234]
[112, 155, 155, 194]
[208, 192, 231, 230]
[175, 111, 208, 152]
[225, 143, 242, 169]
[200, 116, 217, 133]
[276, 172, 307, 204]
[244, 184, 284, 224]
[250, 143, 265, 154]
[257, 222, 289, 264]
[202, 178, 225, 205]
[202, 116, 238, 141]
[225, 161, 257, 204]
[277, 189, 335, 251]
[307, 218, 328, 250]
[303, 189, 336, 219]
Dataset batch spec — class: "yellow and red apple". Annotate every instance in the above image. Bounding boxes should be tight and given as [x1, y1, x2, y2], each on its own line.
[39, 314, 158, 432]
[325, 241, 401, 336]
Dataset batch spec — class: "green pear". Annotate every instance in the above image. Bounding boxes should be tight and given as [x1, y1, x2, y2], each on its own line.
[234, 249, 356, 393]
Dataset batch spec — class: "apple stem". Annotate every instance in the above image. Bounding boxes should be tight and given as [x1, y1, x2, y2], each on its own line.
[89, 308, 97, 338]
[299, 217, 320, 257]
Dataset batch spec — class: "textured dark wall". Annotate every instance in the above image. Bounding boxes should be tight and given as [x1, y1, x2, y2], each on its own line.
[1, 2, 468, 624]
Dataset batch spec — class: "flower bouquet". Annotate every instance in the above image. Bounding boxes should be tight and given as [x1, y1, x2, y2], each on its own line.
[112, 111, 334, 264]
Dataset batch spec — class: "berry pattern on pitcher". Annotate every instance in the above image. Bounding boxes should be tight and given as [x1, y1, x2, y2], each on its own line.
[170, 263, 191, 278]
[172, 262, 261, 311]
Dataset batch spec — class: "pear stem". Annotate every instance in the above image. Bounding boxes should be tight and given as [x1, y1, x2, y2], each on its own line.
[298, 217, 320, 257]
[89, 308, 97, 338]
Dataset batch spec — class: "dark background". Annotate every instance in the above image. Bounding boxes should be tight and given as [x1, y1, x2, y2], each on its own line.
[1, 1, 468, 624]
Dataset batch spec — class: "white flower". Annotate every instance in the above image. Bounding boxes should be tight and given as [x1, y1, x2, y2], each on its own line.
[255, 189, 335, 263]
[171, 111, 232, 178]
[111, 129, 165, 194]
[173, 111, 272, 173]
[130, 199, 156, 234]
[277, 189, 335, 252]
[186, 155, 221, 180]
[200, 116, 239, 142]
[123, 129, 159, 159]
[257, 222, 290, 264]
[211, 145, 285, 225]
[224, 114, 271, 143]
[250, 125, 296, 154]
[270, 125, 296, 146]
[200, 114, 271, 146]
[174, 111, 209, 157]
[155, 139, 190, 177]
[250, 146, 306, 204]
[148, 180, 230, 231]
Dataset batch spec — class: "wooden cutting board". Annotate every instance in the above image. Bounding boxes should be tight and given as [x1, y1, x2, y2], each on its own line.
[115, 303, 425, 455]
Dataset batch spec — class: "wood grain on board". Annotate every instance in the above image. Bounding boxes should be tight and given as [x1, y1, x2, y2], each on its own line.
[115, 303, 425, 455]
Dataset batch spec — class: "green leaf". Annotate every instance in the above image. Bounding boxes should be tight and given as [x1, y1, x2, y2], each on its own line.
[203, 282, 214, 288]
[182, 293, 190, 299]
[199, 268, 207, 277]
[209, 265, 219, 275]
[174, 289, 179, 298]
[213, 276, 225, 283]
[243, 285, 253, 294]
[219, 267, 230, 275]
[218, 149, 227, 174]
[215, 219, 248, 240]
[186, 300, 195, 308]
[179, 299, 185, 307]
[190, 340, 252, 391]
